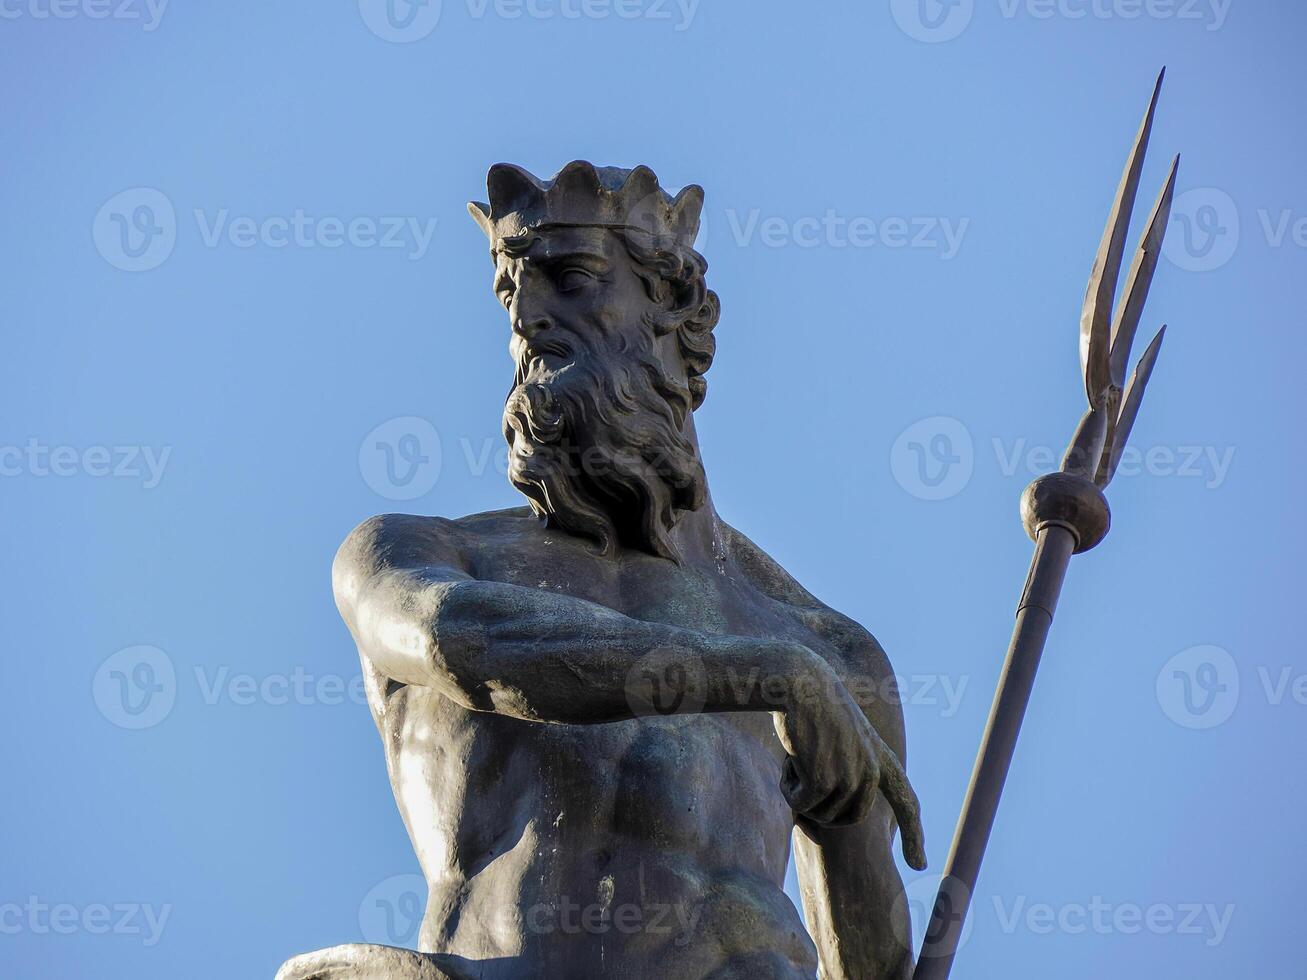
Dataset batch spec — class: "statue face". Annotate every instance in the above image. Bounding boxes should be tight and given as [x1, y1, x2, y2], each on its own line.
[492, 224, 680, 391]
[492, 225, 706, 562]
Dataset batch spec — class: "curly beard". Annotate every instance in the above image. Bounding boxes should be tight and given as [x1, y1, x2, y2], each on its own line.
[502, 328, 706, 563]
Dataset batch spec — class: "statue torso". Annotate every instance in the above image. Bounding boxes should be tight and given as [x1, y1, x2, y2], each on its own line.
[360, 508, 892, 980]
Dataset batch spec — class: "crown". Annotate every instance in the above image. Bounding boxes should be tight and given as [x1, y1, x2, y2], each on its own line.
[468, 161, 704, 249]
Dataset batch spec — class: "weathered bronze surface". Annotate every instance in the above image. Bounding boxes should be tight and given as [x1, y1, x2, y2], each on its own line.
[278, 162, 925, 980]
[279, 73, 1178, 978]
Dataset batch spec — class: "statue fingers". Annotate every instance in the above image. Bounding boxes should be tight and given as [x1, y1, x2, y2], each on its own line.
[876, 746, 927, 870]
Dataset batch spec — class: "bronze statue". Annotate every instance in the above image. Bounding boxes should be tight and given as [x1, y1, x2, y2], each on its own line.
[277, 162, 926, 980]
[278, 71, 1178, 979]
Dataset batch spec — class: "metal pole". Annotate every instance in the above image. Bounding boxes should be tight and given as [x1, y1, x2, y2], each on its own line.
[913, 524, 1075, 980]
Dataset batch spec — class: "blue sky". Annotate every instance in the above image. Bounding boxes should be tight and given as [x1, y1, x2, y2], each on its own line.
[2, 1, 1303, 976]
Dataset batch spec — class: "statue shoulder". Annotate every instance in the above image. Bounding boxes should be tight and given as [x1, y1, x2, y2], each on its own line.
[729, 524, 906, 754]
[723, 521, 898, 688]
[334, 506, 537, 578]
[335, 512, 463, 576]
[728, 522, 907, 755]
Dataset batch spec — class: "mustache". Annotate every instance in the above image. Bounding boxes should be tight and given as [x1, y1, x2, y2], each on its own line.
[512, 335, 576, 388]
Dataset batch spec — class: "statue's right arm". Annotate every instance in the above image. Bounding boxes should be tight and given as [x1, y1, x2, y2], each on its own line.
[333, 515, 836, 724]
[333, 514, 913, 829]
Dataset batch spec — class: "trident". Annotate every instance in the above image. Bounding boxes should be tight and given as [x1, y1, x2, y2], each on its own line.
[912, 70, 1178, 980]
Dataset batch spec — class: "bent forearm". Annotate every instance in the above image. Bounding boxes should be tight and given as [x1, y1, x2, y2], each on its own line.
[352, 574, 833, 724]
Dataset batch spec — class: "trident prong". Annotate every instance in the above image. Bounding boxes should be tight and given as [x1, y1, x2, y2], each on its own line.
[1093, 156, 1178, 483]
[1080, 68, 1165, 405]
[1099, 324, 1166, 487]
[1064, 69, 1176, 484]
[1108, 156, 1178, 390]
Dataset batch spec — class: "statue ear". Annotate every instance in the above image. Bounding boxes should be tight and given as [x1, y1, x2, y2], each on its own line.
[467, 201, 492, 239]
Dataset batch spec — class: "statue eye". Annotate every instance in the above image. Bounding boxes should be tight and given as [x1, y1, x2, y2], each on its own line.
[557, 267, 595, 292]
[497, 285, 515, 309]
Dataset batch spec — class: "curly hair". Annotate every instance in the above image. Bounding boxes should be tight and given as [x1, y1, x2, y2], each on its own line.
[612, 228, 720, 411]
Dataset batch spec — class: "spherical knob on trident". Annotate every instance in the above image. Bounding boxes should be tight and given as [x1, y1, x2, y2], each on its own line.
[1020, 472, 1111, 554]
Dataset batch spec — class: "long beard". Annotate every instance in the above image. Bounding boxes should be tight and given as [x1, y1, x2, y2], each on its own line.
[502, 332, 706, 562]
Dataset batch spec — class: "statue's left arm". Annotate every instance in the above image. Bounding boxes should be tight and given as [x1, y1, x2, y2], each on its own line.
[792, 633, 919, 980]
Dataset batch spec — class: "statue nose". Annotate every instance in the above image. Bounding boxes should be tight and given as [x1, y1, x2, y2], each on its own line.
[513, 315, 551, 340]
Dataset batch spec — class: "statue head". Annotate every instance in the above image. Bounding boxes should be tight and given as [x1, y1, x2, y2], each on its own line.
[469, 161, 720, 562]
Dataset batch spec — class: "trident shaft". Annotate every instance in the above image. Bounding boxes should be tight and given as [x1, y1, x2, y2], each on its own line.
[912, 70, 1178, 980]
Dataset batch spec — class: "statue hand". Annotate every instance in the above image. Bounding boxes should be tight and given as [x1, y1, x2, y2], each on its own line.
[775, 670, 927, 870]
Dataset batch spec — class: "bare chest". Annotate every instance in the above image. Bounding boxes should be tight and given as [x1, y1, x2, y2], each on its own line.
[463, 527, 822, 652]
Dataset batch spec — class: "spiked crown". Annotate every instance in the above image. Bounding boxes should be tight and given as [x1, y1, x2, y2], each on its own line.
[468, 161, 704, 248]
